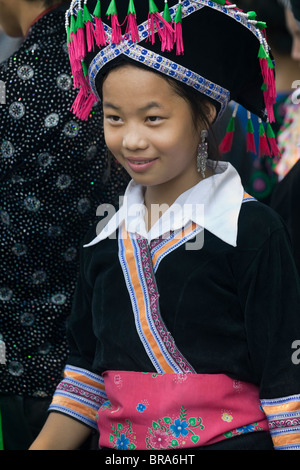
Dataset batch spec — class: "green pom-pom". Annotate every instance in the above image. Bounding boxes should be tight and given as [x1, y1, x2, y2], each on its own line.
[82, 61, 88, 79]
[261, 83, 267, 92]
[83, 3, 92, 23]
[148, 0, 159, 14]
[226, 116, 235, 133]
[128, 0, 136, 15]
[256, 21, 267, 30]
[163, 1, 172, 22]
[247, 11, 257, 20]
[174, 2, 182, 24]
[266, 122, 275, 139]
[70, 14, 77, 35]
[259, 122, 266, 137]
[106, 0, 118, 16]
[247, 118, 254, 134]
[75, 8, 84, 30]
[258, 44, 268, 60]
[93, 0, 101, 18]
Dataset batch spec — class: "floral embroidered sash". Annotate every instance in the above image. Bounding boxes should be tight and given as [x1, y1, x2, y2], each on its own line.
[97, 371, 268, 450]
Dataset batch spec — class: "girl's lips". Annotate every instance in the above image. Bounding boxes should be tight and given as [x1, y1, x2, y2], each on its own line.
[125, 157, 159, 173]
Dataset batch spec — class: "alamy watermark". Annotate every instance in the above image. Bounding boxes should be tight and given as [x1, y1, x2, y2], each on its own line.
[95, 198, 205, 251]
[0, 80, 6, 105]
[0, 338, 6, 364]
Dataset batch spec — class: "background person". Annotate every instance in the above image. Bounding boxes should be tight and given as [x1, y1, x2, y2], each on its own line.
[0, 0, 127, 450]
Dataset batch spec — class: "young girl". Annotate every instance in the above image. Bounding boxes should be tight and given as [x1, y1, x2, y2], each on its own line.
[31, 0, 300, 450]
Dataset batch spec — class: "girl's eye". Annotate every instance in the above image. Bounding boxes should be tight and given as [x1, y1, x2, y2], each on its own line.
[106, 115, 122, 123]
[147, 116, 163, 122]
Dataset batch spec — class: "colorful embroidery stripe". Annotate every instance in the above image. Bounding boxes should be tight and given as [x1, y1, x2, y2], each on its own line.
[119, 227, 178, 373]
[261, 395, 300, 449]
[49, 401, 99, 430]
[242, 192, 257, 203]
[48, 365, 107, 430]
[151, 222, 202, 272]
[119, 225, 195, 374]
[64, 365, 106, 392]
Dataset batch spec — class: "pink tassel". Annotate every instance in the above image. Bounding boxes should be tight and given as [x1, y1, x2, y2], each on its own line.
[95, 17, 107, 47]
[71, 87, 88, 116]
[125, 13, 140, 42]
[75, 71, 90, 96]
[259, 133, 271, 157]
[263, 91, 275, 123]
[259, 57, 269, 86]
[77, 93, 98, 121]
[246, 132, 257, 155]
[161, 24, 174, 52]
[174, 21, 184, 55]
[71, 59, 85, 88]
[267, 136, 281, 158]
[147, 12, 165, 44]
[74, 27, 86, 61]
[86, 21, 96, 52]
[108, 14, 122, 45]
[219, 132, 234, 154]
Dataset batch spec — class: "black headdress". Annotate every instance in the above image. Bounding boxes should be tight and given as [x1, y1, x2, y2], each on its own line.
[65, 0, 280, 157]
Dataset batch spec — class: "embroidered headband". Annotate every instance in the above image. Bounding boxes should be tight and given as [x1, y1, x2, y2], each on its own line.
[65, 0, 280, 158]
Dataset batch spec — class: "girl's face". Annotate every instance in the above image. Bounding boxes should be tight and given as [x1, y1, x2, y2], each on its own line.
[102, 65, 211, 193]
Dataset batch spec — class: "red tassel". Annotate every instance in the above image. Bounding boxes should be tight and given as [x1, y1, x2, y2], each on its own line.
[268, 136, 281, 158]
[71, 87, 88, 115]
[259, 133, 271, 157]
[77, 93, 98, 121]
[174, 21, 184, 55]
[263, 90, 275, 123]
[108, 14, 122, 45]
[147, 13, 160, 44]
[161, 0, 174, 52]
[71, 59, 85, 88]
[86, 20, 96, 52]
[74, 27, 86, 61]
[95, 17, 107, 47]
[246, 132, 256, 154]
[161, 24, 174, 52]
[174, 1, 184, 55]
[219, 131, 234, 153]
[266, 122, 281, 158]
[125, 12, 140, 42]
[76, 72, 90, 96]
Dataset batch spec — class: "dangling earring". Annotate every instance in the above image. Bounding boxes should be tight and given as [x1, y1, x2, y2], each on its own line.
[197, 129, 208, 178]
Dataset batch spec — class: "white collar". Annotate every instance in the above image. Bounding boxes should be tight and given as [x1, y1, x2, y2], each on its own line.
[85, 160, 244, 248]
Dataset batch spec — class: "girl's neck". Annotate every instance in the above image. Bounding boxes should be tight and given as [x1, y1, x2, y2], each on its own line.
[143, 166, 214, 231]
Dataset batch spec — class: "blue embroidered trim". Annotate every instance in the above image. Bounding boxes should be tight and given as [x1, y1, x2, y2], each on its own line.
[150, 223, 204, 273]
[64, 364, 105, 386]
[261, 394, 300, 406]
[48, 404, 99, 430]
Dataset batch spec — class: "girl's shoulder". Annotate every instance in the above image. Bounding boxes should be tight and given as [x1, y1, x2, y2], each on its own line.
[237, 195, 287, 251]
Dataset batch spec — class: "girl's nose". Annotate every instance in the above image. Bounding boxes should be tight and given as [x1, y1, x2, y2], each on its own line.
[122, 127, 148, 151]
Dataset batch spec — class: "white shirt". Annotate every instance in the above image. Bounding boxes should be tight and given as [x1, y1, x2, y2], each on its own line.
[85, 160, 245, 248]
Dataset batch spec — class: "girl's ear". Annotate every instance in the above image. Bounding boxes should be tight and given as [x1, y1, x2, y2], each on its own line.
[206, 102, 217, 125]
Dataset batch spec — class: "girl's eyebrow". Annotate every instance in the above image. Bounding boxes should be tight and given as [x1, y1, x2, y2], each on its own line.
[103, 101, 163, 111]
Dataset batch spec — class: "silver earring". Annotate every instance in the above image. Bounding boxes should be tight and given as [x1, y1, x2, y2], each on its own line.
[197, 129, 208, 178]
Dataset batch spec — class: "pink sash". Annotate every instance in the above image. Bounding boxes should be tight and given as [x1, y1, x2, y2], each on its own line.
[97, 371, 268, 450]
